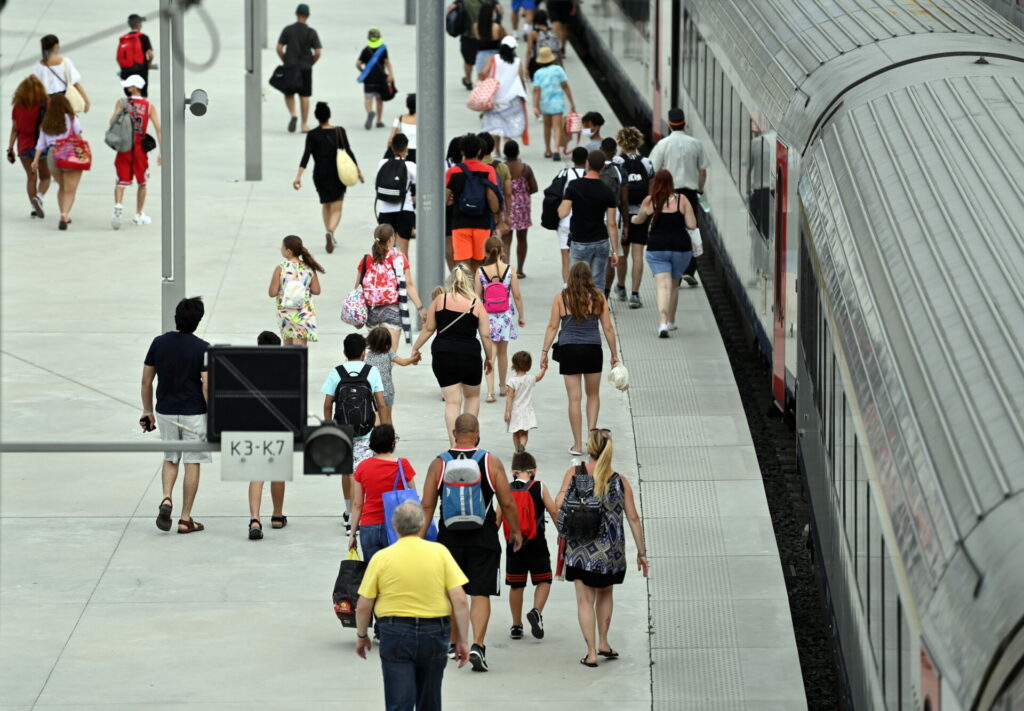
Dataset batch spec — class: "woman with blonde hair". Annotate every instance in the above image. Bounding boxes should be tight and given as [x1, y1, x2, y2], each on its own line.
[411, 266, 495, 445]
[267, 235, 324, 346]
[355, 224, 427, 352]
[556, 428, 648, 667]
[540, 262, 619, 455]
[30, 93, 82, 230]
[8, 75, 51, 218]
[475, 235, 525, 402]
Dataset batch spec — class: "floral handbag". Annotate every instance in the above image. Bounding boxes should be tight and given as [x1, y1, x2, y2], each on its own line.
[53, 134, 92, 171]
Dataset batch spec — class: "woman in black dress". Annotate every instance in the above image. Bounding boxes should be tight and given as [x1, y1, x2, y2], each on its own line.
[293, 101, 362, 254]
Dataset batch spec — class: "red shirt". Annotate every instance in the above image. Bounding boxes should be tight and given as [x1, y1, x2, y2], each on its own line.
[354, 456, 416, 525]
[11, 104, 43, 155]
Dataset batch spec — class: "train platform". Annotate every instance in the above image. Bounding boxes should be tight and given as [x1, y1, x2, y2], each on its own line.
[0, 1, 804, 709]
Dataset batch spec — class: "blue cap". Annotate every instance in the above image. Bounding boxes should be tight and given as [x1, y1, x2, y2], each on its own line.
[296, 3, 310, 16]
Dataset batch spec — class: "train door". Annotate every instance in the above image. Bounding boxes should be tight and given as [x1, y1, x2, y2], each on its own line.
[772, 141, 789, 409]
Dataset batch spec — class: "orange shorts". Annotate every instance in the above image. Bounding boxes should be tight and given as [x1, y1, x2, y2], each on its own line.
[452, 227, 491, 262]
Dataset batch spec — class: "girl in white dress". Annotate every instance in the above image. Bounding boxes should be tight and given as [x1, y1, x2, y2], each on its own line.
[504, 350, 548, 452]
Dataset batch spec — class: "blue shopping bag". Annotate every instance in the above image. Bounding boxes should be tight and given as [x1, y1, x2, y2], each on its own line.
[382, 460, 438, 545]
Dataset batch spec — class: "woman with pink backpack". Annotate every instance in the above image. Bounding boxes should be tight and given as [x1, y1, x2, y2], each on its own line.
[354, 224, 427, 352]
[475, 236, 525, 403]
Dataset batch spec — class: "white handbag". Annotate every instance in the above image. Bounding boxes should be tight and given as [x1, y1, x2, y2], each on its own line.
[688, 227, 704, 258]
[607, 363, 629, 391]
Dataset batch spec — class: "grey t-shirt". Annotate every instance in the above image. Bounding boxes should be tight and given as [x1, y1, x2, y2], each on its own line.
[278, 22, 321, 69]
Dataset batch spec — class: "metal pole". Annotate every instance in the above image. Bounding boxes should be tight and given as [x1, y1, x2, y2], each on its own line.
[171, 5, 187, 309]
[416, 0, 446, 293]
[405, 0, 416, 25]
[259, 0, 268, 49]
[0, 441, 215, 453]
[159, 0, 179, 331]
[245, 0, 262, 180]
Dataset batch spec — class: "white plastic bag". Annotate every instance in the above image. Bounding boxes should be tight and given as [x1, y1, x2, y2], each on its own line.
[607, 363, 629, 391]
[689, 227, 704, 258]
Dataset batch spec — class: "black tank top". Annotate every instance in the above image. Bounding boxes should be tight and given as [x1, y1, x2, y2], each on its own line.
[647, 196, 692, 252]
[433, 295, 481, 355]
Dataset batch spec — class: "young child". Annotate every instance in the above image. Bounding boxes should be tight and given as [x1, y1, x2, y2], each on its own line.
[496, 451, 559, 640]
[504, 350, 546, 452]
[364, 326, 418, 425]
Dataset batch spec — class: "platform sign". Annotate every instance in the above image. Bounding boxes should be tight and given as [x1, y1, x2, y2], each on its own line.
[221, 431, 293, 482]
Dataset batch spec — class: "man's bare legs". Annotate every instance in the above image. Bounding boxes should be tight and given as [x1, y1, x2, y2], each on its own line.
[161, 459, 201, 527]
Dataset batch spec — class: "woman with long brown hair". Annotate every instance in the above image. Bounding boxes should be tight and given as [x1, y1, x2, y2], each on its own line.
[355, 224, 427, 353]
[31, 94, 82, 230]
[267, 235, 324, 346]
[8, 75, 51, 219]
[556, 429, 648, 667]
[631, 169, 697, 337]
[540, 262, 620, 456]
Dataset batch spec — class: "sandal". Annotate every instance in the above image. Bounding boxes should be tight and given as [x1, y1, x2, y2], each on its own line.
[177, 518, 205, 534]
[271, 515, 288, 529]
[597, 648, 619, 659]
[325, 231, 335, 254]
[462, 77, 473, 90]
[156, 497, 173, 531]
[486, 393, 496, 403]
[517, 272, 526, 279]
[499, 386, 508, 397]
[544, 151, 553, 158]
[580, 656, 598, 668]
[249, 519, 263, 540]
[568, 447, 583, 457]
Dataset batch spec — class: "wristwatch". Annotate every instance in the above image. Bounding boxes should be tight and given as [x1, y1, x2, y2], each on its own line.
[356, 632, 369, 639]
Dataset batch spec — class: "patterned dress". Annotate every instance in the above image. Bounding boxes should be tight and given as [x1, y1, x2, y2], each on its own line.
[508, 170, 532, 231]
[276, 260, 319, 342]
[478, 266, 518, 342]
[564, 473, 627, 577]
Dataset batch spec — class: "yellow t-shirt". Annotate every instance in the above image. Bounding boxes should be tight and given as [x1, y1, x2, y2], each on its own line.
[358, 536, 469, 618]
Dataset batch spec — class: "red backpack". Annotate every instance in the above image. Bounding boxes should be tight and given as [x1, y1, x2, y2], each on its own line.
[116, 33, 145, 68]
[502, 479, 539, 541]
[360, 254, 400, 307]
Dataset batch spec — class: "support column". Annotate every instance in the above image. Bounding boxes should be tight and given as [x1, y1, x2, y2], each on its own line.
[160, 0, 185, 331]
[245, 0, 262, 181]
[416, 1, 446, 293]
[406, 0, 416, 25]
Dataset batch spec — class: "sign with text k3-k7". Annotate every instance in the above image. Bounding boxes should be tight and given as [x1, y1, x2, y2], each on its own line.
[221, 431, 294, 482]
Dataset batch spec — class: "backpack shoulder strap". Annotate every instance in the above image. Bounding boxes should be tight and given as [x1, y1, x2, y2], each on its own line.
[358, 363, 372, 380]
[439, 451, 454, 463]
[471, 449, 487, 462]
[501, 264, 511, 283]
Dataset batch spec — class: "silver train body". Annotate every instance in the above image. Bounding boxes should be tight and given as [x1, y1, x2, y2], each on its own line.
[576, 0, 1024, 708]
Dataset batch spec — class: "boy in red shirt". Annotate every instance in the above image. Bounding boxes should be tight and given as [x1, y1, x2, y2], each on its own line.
[109, 74, 161, 229]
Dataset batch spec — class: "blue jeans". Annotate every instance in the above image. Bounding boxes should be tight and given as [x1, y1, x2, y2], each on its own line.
[569, 239, 611, 291]
[360, 523, 390, 563]
[378, 618, 451, 711]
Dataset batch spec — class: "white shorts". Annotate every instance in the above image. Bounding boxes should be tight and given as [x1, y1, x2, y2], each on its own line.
[557, 224, 570, 250]
[156, 413, 213, 464]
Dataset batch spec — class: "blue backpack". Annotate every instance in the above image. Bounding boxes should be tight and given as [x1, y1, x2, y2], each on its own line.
[439, 449, 489, 530]
[456, 162, 500, 218]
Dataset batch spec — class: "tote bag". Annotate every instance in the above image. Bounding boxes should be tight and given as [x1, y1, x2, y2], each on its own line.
[62, 61, 86, 114]
[467, 60, 499, 112]
[381, 460, 438, 545]
[335, 128, 360, 187]
[53, 134, 91, 171]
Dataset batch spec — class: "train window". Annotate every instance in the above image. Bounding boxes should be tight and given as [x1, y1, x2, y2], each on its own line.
[859, 473, 870, 610]
[700, 40, 709, 122]
[829, 356, 836, 489]
[873, 532, 884, 673]
[853, 439, 859, 581]
[900, 597, 911, 711]
[881, 539, 887, 696]
[722, 85, 733, 185]
[840, 392, 847, 523]
[864, 487, 872, 629]
[844, 395, 855, 547]
[897, 599, 904, 711]
[710, 59, 720, 151]
[739, 102, 750, 200]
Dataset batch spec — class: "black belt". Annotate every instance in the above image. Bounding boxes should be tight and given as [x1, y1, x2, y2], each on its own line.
[377, 616, 450, 625]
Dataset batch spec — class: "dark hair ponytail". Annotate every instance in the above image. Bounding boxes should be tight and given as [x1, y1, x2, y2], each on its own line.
[282, 235, 325, 273]
[483, 235, 503, 266]
[498, 44, 516, 64]
[40, 34, 59, 60]
[372, 224, 394, 264]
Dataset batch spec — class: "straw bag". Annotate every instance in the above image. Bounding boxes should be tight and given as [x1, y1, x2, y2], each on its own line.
[62, 61, 86, 114]
[335, 128, 359, 187]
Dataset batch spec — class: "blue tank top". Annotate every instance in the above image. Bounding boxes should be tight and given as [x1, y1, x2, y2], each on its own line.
[558, 292, 601, 345]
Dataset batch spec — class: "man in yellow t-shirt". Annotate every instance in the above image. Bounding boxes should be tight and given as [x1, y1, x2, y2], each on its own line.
[356, 501, 471, 710]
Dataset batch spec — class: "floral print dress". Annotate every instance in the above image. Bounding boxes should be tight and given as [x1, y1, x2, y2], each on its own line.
[277, 260, 318, 342]
[508, 171, 532, 231]
[478, 266, 518, 342]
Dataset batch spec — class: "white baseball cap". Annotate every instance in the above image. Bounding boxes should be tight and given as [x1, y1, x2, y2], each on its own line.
[500, 35, 517, 49]
[121, 74, 146, 89]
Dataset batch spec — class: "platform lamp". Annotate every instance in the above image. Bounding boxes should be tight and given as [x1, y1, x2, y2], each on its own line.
[304, 422, 354, 475]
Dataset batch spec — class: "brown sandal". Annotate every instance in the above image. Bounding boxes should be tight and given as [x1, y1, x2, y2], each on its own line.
[156, 497, 173, 531]
[177, 518, 205, 534]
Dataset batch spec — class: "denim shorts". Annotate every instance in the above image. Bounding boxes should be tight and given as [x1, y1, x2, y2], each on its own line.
[646, 250, 692, 280]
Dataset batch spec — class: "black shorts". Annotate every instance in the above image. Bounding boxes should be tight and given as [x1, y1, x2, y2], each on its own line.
[565, 565, 625, 588]
[547, 0, 573, 23]
[506, 537, 552, 588]
[445, 543, 501, 597]
[460, 36, 479, 66]
[624, 217, 648, 246]
[557, 344, 603, 376]
[378, 210, 416, 240]
[286, 68, 313, 97]
[432, 349, 483, 388]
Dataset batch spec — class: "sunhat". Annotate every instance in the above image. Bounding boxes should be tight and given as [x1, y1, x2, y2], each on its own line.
[536, 46, 557, 65]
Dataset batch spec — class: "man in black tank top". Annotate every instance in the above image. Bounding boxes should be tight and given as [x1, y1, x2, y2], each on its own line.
[420, 414, 522, 672]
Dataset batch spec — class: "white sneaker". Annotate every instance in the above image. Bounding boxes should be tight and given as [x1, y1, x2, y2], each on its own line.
[658, 324, 669, 339]
[132, 213, 152, 225]
[667, 323, 678, 331]
[111, 204, 123, 230]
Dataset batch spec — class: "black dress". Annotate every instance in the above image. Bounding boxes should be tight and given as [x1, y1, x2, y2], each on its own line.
[431, 296, 483, 388]
[300, 126, 357, 204]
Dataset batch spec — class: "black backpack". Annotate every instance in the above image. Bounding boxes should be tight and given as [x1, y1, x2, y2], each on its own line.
[621, 154, 651, 206]
[541, 168, 579, 230]
[446, 0, 465, 37]
[375, 157, 409, 205]
[556, 466, 605, 540]
[333, 364, 376, 437]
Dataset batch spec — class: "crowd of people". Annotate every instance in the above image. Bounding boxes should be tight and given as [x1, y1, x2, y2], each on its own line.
[12, 2, 717, 708]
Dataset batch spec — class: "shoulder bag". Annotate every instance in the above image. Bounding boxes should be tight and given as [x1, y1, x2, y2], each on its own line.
[61, 61, 86, 114]
[550, 291, 567, 362]
[437, 298, 477, 337]
[335, 127, 360, 187]
[467, 59, 499, 112]
[53, 123, 91, 171]
[340, 257, 369, 327]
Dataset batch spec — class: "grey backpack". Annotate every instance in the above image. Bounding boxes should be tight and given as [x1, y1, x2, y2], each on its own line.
[104, 100, 134, 153]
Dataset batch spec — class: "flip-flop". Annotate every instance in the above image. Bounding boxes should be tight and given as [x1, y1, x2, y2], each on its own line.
[249, 519, 263, 540]
[597, 649, 619, 659]
[288, 116, 297, 133]
[156, 497, 172, 531]
[271, 516, 288, 529]
[568, 447, 583, 456]
[544, 151, 553, 158]
[177, 518, 205, 534]
[580, 656, 598, 668]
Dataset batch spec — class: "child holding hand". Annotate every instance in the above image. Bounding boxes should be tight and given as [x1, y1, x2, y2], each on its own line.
[504, 350, 547, 453]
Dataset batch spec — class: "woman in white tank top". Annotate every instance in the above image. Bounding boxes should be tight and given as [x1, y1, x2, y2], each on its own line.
[478, 36, 529, 154]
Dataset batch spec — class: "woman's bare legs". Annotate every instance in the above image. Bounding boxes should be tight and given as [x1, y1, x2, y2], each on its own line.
[386, 325, 401, 354]
[653, 272, 673, 326]
[442, 384, 464, 446]
[596, 586, 615, 654]
[496, 341, 509, 393]
[553, 113, 565, 153]
[583, 371, 601, 431]
[462, 383, 481, 419]
[322, 200, 342, 234]
[60, 169, 83, 220]
[564, 373, 583, 451]
[574, 580, 599, 664]
[515, 229, 528, 275]
[543, 113, 553, 154]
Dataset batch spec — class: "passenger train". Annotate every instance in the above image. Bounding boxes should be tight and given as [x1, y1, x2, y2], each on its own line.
[575, 1, 1024, 708]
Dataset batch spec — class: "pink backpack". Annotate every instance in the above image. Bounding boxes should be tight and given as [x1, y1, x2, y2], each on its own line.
[360, 254, 400, 307]
[483, 265, 511, 314]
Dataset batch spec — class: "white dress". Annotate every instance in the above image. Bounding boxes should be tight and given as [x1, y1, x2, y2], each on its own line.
[506, 374, 538, 433]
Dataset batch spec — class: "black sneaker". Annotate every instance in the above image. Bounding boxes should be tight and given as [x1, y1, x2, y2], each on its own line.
[343, 512, 351, 533]
[469, 643, 488, 672]
[447, 643, 456, 659]
[510, 625, 524, 640]
[527, 608, 544, 639]
[614, 284, 627, 301]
